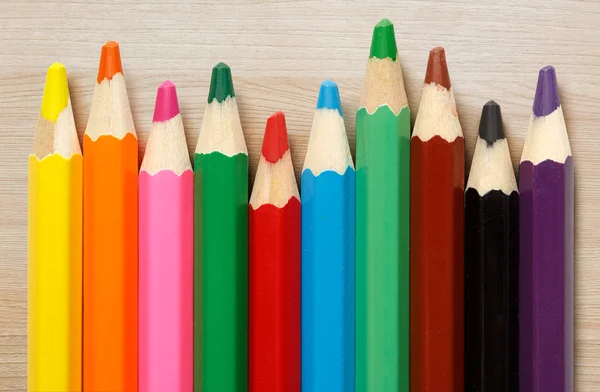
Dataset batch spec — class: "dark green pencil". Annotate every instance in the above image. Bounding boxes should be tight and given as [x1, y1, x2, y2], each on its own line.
[194, 62, 249, 392]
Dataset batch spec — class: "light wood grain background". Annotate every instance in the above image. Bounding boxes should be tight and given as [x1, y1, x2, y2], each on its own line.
[1, 0, 599, 390]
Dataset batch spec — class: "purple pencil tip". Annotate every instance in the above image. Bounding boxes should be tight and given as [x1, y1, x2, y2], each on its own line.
[533, 65, 561, 117]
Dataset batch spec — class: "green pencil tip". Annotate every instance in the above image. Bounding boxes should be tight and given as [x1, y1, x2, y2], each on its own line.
[370, 18, 397, 61]
[376, 18, 393, 27]
[208, 62, 235, 103]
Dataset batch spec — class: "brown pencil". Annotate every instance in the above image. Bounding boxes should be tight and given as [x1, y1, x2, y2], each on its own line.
[411, 47, 465, 392]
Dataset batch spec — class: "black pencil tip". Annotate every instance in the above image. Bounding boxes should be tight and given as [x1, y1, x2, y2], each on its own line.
[478, 100, 505, 144]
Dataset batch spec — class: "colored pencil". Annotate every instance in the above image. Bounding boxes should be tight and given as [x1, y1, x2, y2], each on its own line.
[139, 81, 193, 392]
[83, 41, 138, 391]
[28, 62, 82, 392]
[301, 79, 355, 392]
[194, 62, 249, 392]
[410, 46, 465, 392]
[249, 111, 301, 392]
[465, 101, 519, 392]
[355, 18, 410, 392]
[519, 65, 574, 392]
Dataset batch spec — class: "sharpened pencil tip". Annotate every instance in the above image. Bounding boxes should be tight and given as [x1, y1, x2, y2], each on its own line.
[160, 80, 175, 88]
[208, 62, 235, 103]
[41, 62, 69, 122]
[262, 111, 290, 163]
[533, 65, 561, 117]
[370, 18, 397, 61]
[478, 100, 505, 144]
[97, 41, 123, 83]
[153, 80, 180, 123]
[424, 46, 451, 89]
[316, 79, 343, 116]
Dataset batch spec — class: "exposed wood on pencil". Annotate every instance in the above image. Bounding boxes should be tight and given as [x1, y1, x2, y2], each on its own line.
[140, 83, 189, 175]
[32, 64, 80, 159]
[85, 41, 135, 141]
[358, 19, 408, 115]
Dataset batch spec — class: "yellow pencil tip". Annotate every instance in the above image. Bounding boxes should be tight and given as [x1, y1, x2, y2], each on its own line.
[41, 62, 69, 122]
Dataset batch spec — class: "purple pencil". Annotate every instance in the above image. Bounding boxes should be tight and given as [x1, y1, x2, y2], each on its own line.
[519, 65, 574, 392]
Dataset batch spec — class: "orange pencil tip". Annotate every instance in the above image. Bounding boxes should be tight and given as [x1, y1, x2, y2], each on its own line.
[97, 41, 123, 83]
[262, 111, 290, 163]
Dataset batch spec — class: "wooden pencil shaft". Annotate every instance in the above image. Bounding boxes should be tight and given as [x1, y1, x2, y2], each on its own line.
[465, 189, 519, 392]
[28, 155, 82, 391]
[249, 199, 301, 392]
[356, 105, 410, 392]
[410, 136, 464, 391]
[83, 134, 138, 391]
[194, 152, 248, 392]
[301, 168, 355, 392]
[139, 169, 193, 392]
[519, 158, 574, 392]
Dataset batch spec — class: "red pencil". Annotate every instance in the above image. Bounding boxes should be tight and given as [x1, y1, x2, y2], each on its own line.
[249, 111, 301, 392]
[410, 47, 465, 392]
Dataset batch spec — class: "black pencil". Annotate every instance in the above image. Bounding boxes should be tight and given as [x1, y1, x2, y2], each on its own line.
[465, 101, 519, 392]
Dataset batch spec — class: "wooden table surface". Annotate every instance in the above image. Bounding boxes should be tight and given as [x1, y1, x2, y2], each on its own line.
[1, 0, 599, 389]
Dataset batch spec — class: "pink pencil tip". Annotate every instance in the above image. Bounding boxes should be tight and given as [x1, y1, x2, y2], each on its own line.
[153, 80, 180, 122]
[160, 80, 176, 89]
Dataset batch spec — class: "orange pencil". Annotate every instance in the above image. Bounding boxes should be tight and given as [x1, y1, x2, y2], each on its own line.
[83, 41, 138, 391]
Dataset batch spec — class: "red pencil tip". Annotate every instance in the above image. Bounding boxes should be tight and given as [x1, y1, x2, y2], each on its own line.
[97, 41, 123, 84]
[262, 111, 290, 163]
[424, 46, 451, 89]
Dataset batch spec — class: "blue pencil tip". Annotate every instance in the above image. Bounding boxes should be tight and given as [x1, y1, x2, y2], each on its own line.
[316, 79, 343, 116]
[533, 65, 561, 117]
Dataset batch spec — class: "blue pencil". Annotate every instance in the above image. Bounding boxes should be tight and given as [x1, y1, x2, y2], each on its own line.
[301, 79, 355, 392]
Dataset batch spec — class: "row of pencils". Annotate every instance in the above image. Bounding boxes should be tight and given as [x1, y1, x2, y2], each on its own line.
[28, 18, 573, 392]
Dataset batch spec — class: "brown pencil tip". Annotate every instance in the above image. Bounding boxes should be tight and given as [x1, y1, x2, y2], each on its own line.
[424, 46, 451, 89]
[97, 41, 123, 84]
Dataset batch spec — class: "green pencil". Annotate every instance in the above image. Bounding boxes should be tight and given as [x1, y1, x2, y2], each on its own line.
[194, 62, 249, 392]
[355, 18, 410, 392]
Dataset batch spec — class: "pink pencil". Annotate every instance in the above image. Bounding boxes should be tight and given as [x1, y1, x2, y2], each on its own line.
[139, 81, 194, 392]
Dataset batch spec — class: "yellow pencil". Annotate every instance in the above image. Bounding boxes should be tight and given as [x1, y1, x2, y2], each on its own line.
[28, 62, 82, 391]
